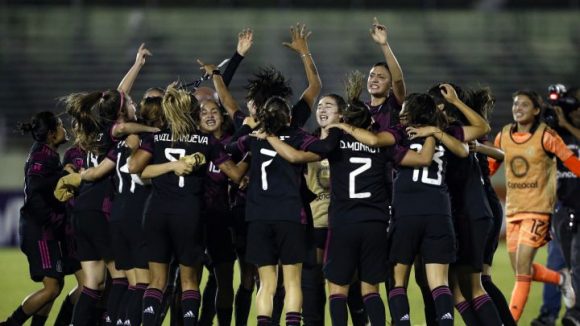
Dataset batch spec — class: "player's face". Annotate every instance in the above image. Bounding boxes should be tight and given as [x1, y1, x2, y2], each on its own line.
[367, 65, 392, 98]
[247, 99, 257, 118]
[316, 96, 341, 128]
[199, 100, 223, 134]
[126, 95, 137, 121]
[512, 95, 540, 125]
[399, 104, 409, 127]
[51, 119, 68, 146]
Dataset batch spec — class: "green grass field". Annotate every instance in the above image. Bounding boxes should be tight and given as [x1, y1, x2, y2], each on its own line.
[0, 243, 557, 325]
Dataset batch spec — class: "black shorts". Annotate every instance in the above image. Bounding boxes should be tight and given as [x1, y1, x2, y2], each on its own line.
[231, 205, 248, 259]
[143, 209, 205, 267]
[389, 214, 456, 265]
[73, 210, 113, 262]
[483, 187, 503, 266]
[20, 239, 65, 282]
[110, 218, 148, 271]
[323, 222, 388, 286]
[246, 220, 307, 267]
[454, 214, 493, 272]
[204, 210, 236, 265]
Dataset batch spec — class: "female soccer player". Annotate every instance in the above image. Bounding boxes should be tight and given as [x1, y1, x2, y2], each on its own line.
[2, 112, 68, 326]
[130, 85, 244, 326]
[488, 90, 580, 322]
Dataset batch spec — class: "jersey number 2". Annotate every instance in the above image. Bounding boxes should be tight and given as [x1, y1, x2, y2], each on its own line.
[349, 157, 372, 198]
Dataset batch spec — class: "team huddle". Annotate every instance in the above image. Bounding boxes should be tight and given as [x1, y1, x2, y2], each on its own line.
[3, 17, 580, 326]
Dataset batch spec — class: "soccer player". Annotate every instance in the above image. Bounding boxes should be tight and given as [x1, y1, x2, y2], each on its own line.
[1, 112, 68, 326]
[132, 85, 244, 326]
[488, 90, 580, 322]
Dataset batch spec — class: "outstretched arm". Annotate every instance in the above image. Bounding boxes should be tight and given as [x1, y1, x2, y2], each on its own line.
[141, 161, 193, 179]
[112, 122, 160, 139]
[222, 28, 253, 87]
[470, 140, 504, 161]
[330, 123, 397, 147]
[81, 158, 116, 182]
[118, 43, 152, 94]
[283, 23, 322, 111]
[399, 136, 436, 167]
[370, 17, 405, 104]
[251, 131, 321, 164]
[407, 126, 469, 158]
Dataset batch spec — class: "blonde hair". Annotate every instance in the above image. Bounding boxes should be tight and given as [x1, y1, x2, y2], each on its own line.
[162, 86, 197, 141]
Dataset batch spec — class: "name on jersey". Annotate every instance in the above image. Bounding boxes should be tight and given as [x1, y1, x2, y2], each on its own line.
[340, 140, 379, 153]
[154, 133, 209, 144]
[558, 170, 579, 180]
[507, 181, 538, 189]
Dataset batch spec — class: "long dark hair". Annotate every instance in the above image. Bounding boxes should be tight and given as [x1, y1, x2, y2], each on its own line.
[17, 111, 59, 142]
[257, 96, 291, 135]
[428, 83, 495, 125]
[246, 66, 293, 110]
[404, 93, 447, 129]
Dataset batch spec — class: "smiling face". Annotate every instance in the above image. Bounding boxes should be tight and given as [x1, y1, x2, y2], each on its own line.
[512, 95, 540, 125]
[199, 100, 223, 134]
[316, 96, 342, 128]
[367, 65, 392, 98]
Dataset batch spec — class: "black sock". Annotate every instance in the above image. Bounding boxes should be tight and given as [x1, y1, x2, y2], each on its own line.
[116, 283, 132, 326]
[347, 282, 367, 326]
[301, 265, 325, 326]
[363, 293, 386, 326]
[388, 287, 410, 325]
[126, 283, 147, 326]
[431, 286, 454, 326]
[471, 294, 502, 326]
[181, 290, 201, 326]
[329, 294, 348, 326]
[419, 285, 438, 326]
[30, 314, 48, 326]
[455, 301, 480, 326]
[234, 285, 253, 326]
[142, 288, 164, 326]
[271, 286, 285, 326]
[285, 311, 301, 326]
[217, 307, 233, 326]
[257, 315, 272, 325]
[198, 274, 216, 326]
[482, 275, 516, 326]
[105, 278, 128, 325]
[72, 287, 102, 326]
[54, 294, 74, 326]
[5, 306, 29, 326]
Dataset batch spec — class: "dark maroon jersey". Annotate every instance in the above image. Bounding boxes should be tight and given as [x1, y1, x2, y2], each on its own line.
[232, 126, 316, 223]
[445, 122, 492, 219]
[306, 129, 392, 227]
[147, 129, 230, 214]
[203, 134, 234, 214]
[392, 136, 451, 217]
[21, 142, 66, 239]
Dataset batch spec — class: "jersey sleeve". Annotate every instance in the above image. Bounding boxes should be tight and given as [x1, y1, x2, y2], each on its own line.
[446, 125, 465, 142]
[222, 51, 244, 87]
[138, 132, 155, 154]
[232, 110, 247, 130]
[304, 128, 341, 155]
[209, 141, 231, 166]
[543, 129, 574, 162]
[226, 135, 251, 157]
[290, 98, 311, 128]
[63, 147, 85, 171]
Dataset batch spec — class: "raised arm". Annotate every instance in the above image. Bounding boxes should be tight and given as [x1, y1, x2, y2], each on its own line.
[330, 122, 397, 147]
[118, 43, 152, 94]
[221, 28, 253, 87]
[440, 84, 491, 141]
[198, 59, 241, 121]
[370, 17, 405, 105]
[407, 125, 469, 158]
[283, 23, 322, 111]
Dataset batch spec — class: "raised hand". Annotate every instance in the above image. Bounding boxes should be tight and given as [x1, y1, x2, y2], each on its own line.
[135, 43, 152, 66]
[440, 84, 460, 104]
[369, 17, 388, 45]
[237, 28, 254, 56]
[197, 59, 218, 77]
[282, 23, 311, 55]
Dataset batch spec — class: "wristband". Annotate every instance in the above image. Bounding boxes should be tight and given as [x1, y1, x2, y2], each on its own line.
[300, 53, 312, 58]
